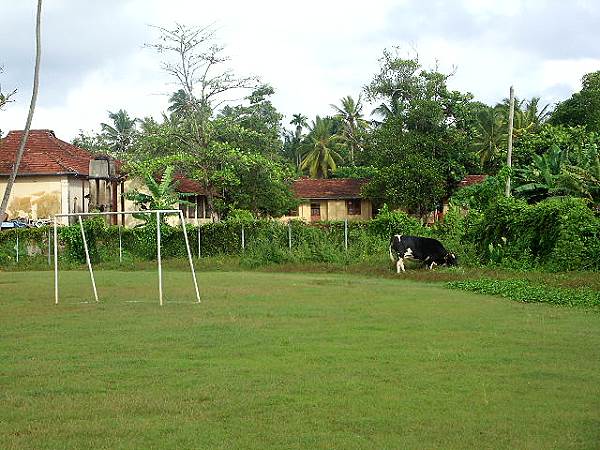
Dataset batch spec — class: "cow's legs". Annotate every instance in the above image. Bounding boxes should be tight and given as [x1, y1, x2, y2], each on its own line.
[396, 258, 405, 273]
[428, 261, 437, 270]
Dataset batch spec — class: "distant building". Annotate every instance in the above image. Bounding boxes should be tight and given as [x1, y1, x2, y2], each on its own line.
[285, 177, 373, 222]
[0, 129, 209, 225]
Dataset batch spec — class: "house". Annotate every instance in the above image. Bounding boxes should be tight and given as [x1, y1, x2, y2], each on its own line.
[0, 129, 209, 225]
[286, 177, 373, 222]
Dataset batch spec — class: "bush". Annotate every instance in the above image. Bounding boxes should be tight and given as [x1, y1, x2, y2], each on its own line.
[448, 279, 600, 309]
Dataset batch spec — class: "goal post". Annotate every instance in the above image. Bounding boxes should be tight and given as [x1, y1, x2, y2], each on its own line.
[52, 209, 200, 306]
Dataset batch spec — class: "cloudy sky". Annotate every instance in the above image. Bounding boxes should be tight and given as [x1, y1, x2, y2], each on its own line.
[1, 0, 599, 141]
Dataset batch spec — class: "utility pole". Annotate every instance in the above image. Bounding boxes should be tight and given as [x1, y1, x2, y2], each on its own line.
[505, 85, 515, 197]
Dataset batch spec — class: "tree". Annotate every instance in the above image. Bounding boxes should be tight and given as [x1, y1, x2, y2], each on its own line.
[300, 116, 343, 178]
[284, 113, 308, 167]
[513, 144, 600, 203]
[363, 154, 445, 219]
[143, 23, 260, 219]
[331, 95, 369, 165]
[125, 165, 191, 224]
[362, 49, 477, 195]
[224, 153, 298, 217]
[217, 84, 283, 157]
[0, 66, 16, 111]
[551, 71, 600, 132]
[72, 130, 111, 154]
[100, 109, 138, 157]
[0, 0, 42, 222]
[471, 106, 507, 171]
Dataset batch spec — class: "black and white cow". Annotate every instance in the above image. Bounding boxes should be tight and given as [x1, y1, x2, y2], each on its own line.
[389, 235, 457, 273]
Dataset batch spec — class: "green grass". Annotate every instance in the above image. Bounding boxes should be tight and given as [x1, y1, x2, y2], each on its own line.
[1, 270, 599, 449]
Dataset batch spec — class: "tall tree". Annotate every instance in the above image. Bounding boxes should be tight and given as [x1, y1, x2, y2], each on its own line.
[471, 106, 507, 171]
[331, 95, 369, 165]
[100, 109, 138, 157]
[551, 71, 600, 132]
[0, 0, 42, 222]
[300, 116, 343, 178]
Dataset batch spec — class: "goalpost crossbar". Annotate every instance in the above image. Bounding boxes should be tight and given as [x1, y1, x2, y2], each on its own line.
[53, 210, 200, 306]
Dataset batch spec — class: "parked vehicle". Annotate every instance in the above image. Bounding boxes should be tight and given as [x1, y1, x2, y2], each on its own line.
[0, 220, 30, 230]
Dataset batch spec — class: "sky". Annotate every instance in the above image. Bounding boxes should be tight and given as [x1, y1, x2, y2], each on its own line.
[1, 0, 599, 141]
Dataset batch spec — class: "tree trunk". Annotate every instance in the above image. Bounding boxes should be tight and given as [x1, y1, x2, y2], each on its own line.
[0, 0, 43, 222]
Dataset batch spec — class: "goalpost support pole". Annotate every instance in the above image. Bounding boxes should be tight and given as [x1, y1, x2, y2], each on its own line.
[51, 209, 199, 306]
[79, 215, 98, 303]
[54, 216, 58, 305]
[179, 211, 201, 303]
[156, 211, 163, 306]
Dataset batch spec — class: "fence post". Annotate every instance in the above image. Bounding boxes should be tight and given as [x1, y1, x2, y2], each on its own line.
[197, 225, 201, 258]
[47, 228, 51, 266]
[344, 219, 348, 251]
[16, 232, 19, 263]
[241, 224, 245, 251]
[288, 221, 292, 250]
[118, 224, 122, 264]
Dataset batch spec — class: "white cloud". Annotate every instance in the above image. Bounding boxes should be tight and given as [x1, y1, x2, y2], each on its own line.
[1, 0, 599, 140]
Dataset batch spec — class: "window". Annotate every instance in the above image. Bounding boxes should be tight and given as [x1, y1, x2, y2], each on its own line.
[180, 195, 207, 219]
[288, 207, 299, 216]
[310, 202, 321, 220]
[347, 199, 361, 215]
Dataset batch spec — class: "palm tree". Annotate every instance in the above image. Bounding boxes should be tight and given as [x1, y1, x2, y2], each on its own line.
[371, 96, 403, 124]
[300, 117, 343, 178]
[331, 95, 369, 165]
[0, 0, 42, 222]
[289, 113, 308, 167]
[100, 109, 137, 156]
[167, 89, 194, 118]
[471, 106, 507, 171]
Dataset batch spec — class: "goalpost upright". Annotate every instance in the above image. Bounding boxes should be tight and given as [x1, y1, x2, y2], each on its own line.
[53, 209, 200, 306]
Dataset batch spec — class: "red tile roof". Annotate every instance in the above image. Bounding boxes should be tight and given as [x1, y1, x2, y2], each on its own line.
[0, 129, 98, 176]
[173, 173, 207, 195]
[292, 177, 368, 199]
[458, 174, 487, 187]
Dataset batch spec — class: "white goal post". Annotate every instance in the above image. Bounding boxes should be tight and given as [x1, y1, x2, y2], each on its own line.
[53, 209, 200, 306]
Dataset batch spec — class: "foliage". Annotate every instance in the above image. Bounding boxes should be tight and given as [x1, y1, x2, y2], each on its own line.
[513, 144, 600, 203]
[363, 155, 446, 218]
[332, 165, 378, 179]
[100, 109, 138, 157]
[223, 152, 298, 218]
[456, 195, 600, 271]
[448, 279, 600, 309]
[125, 165, 192, 223]
[330, 95, 370, 165]
[300, 116, 344, 178]
[551, 71, 600, 132]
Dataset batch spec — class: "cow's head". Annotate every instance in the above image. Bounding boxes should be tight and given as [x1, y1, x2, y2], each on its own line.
[445, 252, 458, 266]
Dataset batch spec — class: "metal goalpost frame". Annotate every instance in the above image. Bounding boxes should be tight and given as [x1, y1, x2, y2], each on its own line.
[53, 209, 200, 306]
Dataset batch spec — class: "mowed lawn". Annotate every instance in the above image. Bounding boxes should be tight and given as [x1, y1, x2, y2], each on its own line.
[1, 271, 599, 449]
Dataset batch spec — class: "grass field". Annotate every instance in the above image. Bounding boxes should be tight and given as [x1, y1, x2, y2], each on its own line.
[1, 270, 599, 449]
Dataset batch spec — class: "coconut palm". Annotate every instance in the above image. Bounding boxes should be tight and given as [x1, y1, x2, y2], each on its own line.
[168, 89, 194, 118]
[331, 95, 369, 165]
[100, 109, 137, 156]
[371, 95, 403, 124]
[300, 116, 343, 178]
[471, 106, 507, 171]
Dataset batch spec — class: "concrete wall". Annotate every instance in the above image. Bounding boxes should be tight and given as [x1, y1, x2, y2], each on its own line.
[0, 176, 63, 221]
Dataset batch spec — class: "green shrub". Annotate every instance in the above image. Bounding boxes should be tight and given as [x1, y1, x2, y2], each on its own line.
[448, 278, 600, 308]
